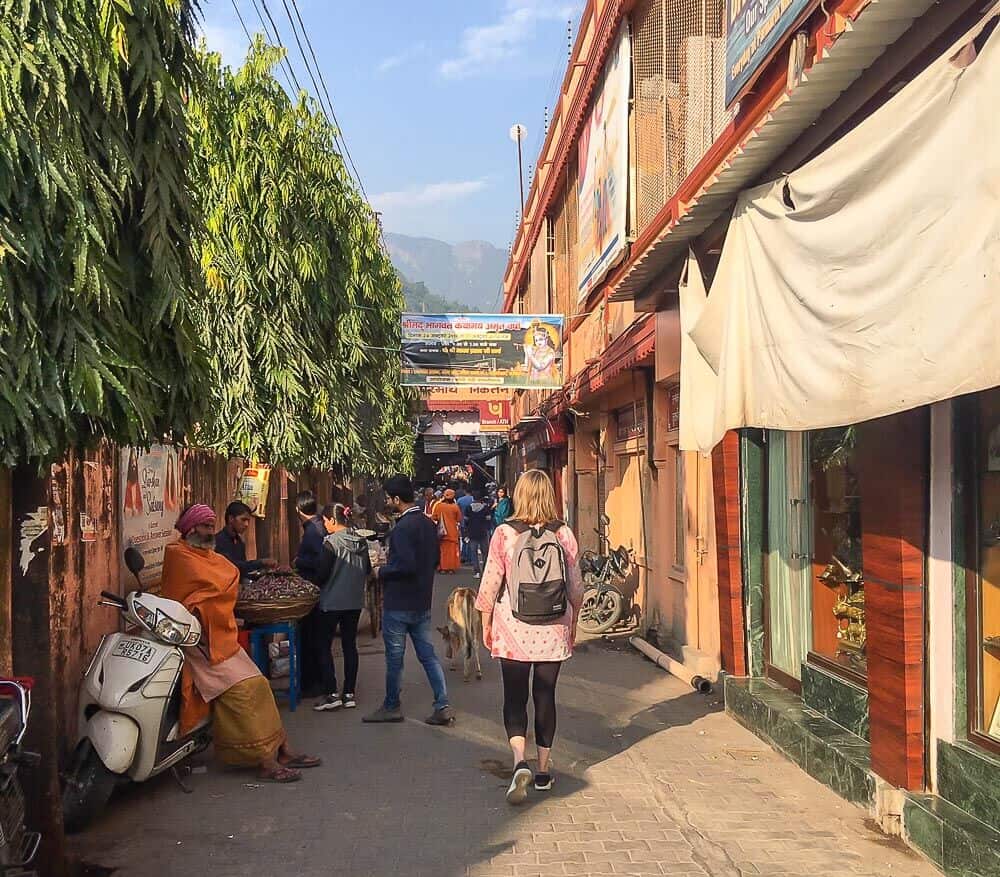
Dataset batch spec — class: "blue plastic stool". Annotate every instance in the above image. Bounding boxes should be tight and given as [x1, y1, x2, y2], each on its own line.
[248, 621, 300, 712]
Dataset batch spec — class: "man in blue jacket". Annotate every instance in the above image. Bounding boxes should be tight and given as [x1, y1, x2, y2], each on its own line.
[364, 474, 454, 726]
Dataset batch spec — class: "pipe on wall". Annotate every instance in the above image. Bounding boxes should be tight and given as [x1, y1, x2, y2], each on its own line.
[630, 636, 713, 694]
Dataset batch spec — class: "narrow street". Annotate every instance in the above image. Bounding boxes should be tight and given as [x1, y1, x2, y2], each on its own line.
[70, 569, 937, 877]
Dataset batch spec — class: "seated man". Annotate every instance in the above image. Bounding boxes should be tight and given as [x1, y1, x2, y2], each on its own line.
[214, 501, 277, 579]
[162, 503, 321, 783]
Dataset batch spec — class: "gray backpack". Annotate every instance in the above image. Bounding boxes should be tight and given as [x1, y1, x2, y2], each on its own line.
[504, 521, 568, 624]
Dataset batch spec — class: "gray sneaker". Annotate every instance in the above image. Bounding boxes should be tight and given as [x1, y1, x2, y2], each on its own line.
[362, 706, 404, 723]
[425, 705, 456, 726]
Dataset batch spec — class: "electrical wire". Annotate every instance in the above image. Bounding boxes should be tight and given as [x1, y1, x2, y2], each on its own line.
[246, 0, 301, 94]
[285, 0, 371, 205]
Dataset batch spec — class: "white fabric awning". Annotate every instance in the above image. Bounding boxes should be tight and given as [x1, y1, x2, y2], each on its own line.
[680, 8, 1000, 453]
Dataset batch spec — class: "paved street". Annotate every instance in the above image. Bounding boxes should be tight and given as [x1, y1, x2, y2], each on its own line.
[70, 569, 938, 877]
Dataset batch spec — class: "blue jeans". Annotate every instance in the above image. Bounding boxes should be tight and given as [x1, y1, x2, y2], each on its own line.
[469, 536, 490, 575]
[382, 610, 449, 711]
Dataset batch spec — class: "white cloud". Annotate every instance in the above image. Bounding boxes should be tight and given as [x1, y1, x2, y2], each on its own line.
[372, 179, 490, 211]
[199, 20, 250, 67]
[440, 0, 579, 79]
[377, 42, 430, 74]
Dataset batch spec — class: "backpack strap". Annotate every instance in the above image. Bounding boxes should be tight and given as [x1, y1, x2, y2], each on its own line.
[506, 521, 531, 535]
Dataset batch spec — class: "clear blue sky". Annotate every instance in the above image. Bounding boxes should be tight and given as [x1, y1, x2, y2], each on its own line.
[200, 0, 583, 248]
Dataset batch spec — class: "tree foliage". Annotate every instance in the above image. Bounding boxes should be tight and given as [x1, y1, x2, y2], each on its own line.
[189, 40, 413, 475]
[0, 0, 206, 465]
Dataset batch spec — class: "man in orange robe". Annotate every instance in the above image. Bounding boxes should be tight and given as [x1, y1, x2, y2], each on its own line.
[161, 504, 321, 783]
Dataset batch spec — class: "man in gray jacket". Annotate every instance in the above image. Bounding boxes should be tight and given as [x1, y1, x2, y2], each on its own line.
[313, 503, 372, 711]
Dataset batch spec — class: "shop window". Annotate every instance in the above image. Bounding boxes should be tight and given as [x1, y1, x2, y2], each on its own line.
[972, 388, 1000, 745]
[809, 427, 866, 678]
[616, 401, 646, 441]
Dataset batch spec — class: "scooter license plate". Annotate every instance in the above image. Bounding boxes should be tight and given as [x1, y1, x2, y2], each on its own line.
[111, 639, 155, 664]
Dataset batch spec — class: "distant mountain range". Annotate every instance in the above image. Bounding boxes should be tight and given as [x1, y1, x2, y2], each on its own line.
[385, 232, 508, 314]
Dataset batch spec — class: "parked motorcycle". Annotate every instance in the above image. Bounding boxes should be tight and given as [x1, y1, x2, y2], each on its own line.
[62, 548, 210, 834]
[0, 678, 40, 875]
[578, 515, 634, 634]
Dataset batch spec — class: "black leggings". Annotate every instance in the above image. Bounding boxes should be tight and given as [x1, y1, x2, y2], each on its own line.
[499, 659, 562, 749]
[317, 609, 361, 695]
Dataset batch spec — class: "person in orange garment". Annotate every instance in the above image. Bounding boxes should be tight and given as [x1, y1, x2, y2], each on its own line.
[160, 504, 322, 784]
[432, 488, 463, 574]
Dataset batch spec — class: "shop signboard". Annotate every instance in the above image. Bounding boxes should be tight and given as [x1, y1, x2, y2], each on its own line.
[419, 386, 512, 403]
[402, 313, 564, 390]
[479, 401, 512, 432]
[577, 24, 631, 301]
[725, 0, 816, 106]
[120, 444, 181, 588]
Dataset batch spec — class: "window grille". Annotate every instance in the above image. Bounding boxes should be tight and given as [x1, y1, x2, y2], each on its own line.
[632, 0, 731, 235]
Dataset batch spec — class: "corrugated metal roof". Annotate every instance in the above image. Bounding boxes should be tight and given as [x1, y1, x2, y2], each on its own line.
[610, 0, 937, 302]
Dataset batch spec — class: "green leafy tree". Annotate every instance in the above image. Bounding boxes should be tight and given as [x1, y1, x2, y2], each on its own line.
[0, 0, 206, 465]
[189, 40, 413, 474]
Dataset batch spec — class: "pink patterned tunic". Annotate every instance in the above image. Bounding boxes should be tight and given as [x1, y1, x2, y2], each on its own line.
[474, 523, 585, 662]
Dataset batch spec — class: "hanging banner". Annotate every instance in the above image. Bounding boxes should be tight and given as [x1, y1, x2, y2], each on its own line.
[402, 313, 564, 389]
[235, 464, 271, 518]
[120, 445, 181, 588]
[577, 24, 631, 301]
[725, 0, 817, 106]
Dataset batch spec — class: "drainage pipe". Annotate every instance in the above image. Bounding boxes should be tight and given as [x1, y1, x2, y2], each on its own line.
[629, 636, 713, 694]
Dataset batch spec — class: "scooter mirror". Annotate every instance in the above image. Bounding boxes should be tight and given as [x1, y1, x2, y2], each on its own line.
[124, 546, 145, 581]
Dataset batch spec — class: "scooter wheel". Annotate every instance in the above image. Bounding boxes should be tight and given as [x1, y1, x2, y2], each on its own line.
[578, 587, 624, 634]
[62, 740, 119, 834]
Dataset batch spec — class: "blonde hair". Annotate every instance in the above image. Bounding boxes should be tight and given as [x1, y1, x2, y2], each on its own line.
[510, 469, 560, 526]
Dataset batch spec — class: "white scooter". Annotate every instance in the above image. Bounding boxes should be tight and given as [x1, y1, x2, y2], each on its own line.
[62, 548, 211, 833]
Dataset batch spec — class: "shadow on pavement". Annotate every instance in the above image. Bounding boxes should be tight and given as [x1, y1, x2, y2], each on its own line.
[68, 568, 721, 877]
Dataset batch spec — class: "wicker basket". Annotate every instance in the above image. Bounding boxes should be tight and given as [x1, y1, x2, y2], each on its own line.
[235, 594, 318, 625]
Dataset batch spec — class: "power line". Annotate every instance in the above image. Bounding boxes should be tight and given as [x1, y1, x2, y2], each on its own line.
[285, 0, 371, 205]
[274, 0, 364, 200]
[247, 0, 301, 94]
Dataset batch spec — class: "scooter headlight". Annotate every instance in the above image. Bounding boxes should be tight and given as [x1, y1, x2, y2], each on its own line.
[154, 616, 191, 646]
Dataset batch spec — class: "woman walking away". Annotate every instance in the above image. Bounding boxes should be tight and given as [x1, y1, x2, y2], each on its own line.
[475, 470, 584, 804]
[313, 503, 371, 712]
[433, 488, 463, 574]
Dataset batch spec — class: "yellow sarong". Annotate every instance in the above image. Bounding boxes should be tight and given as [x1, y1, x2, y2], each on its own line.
[212, 676, 286, 766]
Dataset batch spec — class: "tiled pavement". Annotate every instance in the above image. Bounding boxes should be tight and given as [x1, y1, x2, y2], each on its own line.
[70, 568, 939, 876]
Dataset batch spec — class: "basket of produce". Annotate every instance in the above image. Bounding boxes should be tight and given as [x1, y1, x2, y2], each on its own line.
[235, 570, 319, 624]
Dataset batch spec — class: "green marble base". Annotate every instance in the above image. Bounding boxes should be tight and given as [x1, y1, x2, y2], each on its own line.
[802, 662, 870, 740]
[904, 793, 1000, 877]
[937, 741, 1000, 833]
[725, 676, 875, 806]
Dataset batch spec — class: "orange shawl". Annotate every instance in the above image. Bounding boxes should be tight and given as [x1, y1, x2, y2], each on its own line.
[160, 540, 242, 732]
[433, 500, 462, 542]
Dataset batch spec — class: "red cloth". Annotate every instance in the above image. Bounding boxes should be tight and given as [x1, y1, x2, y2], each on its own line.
[175, 503, 216, 536]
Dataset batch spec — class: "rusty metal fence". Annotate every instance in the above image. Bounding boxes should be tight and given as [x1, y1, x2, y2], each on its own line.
[633, 0, 731, 235]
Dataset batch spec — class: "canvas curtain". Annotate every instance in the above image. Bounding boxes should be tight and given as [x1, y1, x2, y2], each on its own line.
[680, 8, 1000, 453]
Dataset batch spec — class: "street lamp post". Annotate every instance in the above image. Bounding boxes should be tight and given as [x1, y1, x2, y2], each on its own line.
[509, 124, 527, 214]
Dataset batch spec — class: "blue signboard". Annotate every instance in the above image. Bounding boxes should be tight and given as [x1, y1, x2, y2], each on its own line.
[725, 0, 815, 106]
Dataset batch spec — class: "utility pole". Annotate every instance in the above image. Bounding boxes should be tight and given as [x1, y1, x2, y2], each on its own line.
[509, 123, 527, 214]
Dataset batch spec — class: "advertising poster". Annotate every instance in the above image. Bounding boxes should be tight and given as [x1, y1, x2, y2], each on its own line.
[577, 24, 631, 301]
[235, 464, 271, 518]
[120, 445, 181, 588]
[402, 313, 564, 390]
[725, 0, 815, 106]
